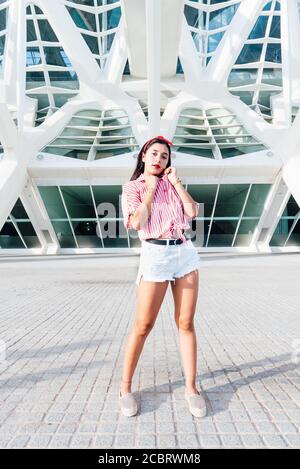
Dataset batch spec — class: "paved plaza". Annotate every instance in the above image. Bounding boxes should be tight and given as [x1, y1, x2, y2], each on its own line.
[0, 251, 299, 449]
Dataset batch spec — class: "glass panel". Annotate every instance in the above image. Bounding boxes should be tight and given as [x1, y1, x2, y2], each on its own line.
[208, 5, 239, 29]
[38, 20, 59, 42]
[269, 15, 281, 38]
[263, 2, 272, 11]
[17, 222, 41, 248]
[61, 127, 97, 137]
[184, 5, 201, 28]
[0, 223, 24, 248]
[228, 69, 258, 86]
[219, 147, 244, 158]
[286, 220, 300, 246]
[43, 147, 89, 159]
[261, 68, 282, 86]
[186, 184, 218, 218]
[270, 218, 296, 247]
[243, 184, 271, 217]
[230, 91, 254, 106]
[70, 0, 94, 6]
[281, 195, 300, 217]
[94, 146, 133, 159]
[92, 185, 122, 218]
[214, 184, 249, 217]
[172, 146, 214, 158]
[208, 115, 240, 125]
[265, 44, 281, 63]
[220, 144, 265, 158]
[0, 35, 5, 56]
[248, 16, 268, 39]
[26, 72, 46, 88]
[0, 8, 7, 31]
[60, 186, 95, 218]
[34, 6, 43, 14]
[212, 126, 244, 136]
[180, 108, 204, 118]
[82, 34, 99, 54]
[233, 219, 259, 246]
[176, 57, 183, 74]
[99, 6, 121, 30]
[26, 47, 41, 66]
[43, 47, 71, 67]
[274, 1, 280, 11]
[54, 94, 76, 107]
[76, 110, 102, 118]
[38, 186, 67, 219]
[72, 220, 102, 247]
[52, 221, 76, 248]
[100, 219, 129, 248]
[207, 219, 238, 246]
[67, 7, 96, 31]
[236, 44, 263, 64]
[177, 117, 206, 127]
[48, 71, 79, 88]
[11, 199, 29, 219]
[207, 31, 224, 53]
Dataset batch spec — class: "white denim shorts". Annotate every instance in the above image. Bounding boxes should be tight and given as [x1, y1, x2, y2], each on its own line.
[135, 238, 201, 286]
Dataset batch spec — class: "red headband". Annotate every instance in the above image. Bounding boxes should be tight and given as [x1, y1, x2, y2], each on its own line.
[144, 135, 173, 147]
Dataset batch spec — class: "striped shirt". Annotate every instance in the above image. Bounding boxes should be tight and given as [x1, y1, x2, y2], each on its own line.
[121, 172, 199, 242]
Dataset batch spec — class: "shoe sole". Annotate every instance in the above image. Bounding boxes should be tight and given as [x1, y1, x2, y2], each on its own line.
[185, 393, 207, 418]
[119, 392, 138, 417]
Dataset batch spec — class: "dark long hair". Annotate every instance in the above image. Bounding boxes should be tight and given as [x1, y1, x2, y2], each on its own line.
[129, 137, 172, 181]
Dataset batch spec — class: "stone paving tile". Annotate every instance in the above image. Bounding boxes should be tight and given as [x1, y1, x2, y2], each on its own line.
[0, 253, 300, 448]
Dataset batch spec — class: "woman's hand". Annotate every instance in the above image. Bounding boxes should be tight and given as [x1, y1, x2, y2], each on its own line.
[144, 173, 159, 191]
[164, 166, 178, 186]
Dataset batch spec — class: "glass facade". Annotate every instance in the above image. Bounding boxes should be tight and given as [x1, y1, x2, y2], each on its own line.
[41, 109, 139, 160]
[228, 0, 282, 123]
[66, 0, 121, 70]
[38, 184, 128, 249]
[173, 107, 267, 158]
[0, 199, 41, 249]
[26, 4, 79, 126]
[0, 1, 8, 72]
[270, 195, 300, 247]
[34, 183, 272, 249]
[184, 0, 241, 67]
[1, 1, 299, 253]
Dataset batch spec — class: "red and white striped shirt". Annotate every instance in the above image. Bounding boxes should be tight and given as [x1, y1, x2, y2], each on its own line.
[121, 172, 199, 242]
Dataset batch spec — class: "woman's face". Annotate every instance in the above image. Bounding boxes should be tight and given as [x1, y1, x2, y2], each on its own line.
[142, 142, 170, 177]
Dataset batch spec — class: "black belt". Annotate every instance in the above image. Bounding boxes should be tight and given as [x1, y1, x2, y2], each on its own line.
[145, 238, 183, 245]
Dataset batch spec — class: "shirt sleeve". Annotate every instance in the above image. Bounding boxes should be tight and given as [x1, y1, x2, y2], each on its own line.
[121, 182, 142, 230]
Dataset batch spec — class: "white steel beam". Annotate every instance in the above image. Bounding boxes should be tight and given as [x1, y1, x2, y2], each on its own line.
[145, 0, 161, 135]
[206, 0, 266, 84]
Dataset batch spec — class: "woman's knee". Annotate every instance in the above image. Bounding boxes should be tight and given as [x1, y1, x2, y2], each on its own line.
[134, 320, 155, 337]
[178, 316, 195, 332]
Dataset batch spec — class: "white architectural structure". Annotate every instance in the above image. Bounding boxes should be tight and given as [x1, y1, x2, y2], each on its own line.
[0, 0, 300, 255]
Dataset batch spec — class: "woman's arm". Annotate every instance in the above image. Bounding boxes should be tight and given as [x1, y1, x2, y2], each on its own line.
[121, 178, 158, 231]
[130, 186, 156, 230]
[172, 181, 199, 218]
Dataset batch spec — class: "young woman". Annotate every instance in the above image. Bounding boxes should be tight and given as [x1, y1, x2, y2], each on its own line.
[119, 135, 207, 418]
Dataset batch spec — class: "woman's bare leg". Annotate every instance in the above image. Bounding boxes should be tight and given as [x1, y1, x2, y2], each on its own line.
[170, 269, 200, 394]
[120, 276, 169, 395]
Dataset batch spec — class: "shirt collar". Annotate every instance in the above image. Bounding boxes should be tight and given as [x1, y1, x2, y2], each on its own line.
[137, 172, 169, 183]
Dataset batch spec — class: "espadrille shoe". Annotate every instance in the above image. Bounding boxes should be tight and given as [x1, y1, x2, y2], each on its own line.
[119, 390, 138, 417]
[184, 388, 207, 418]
